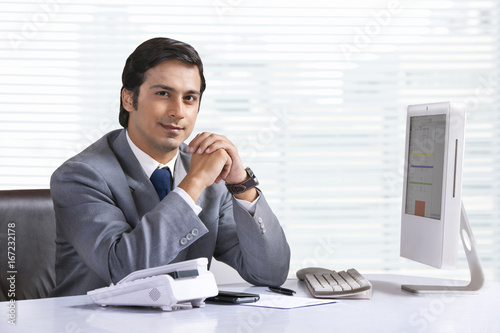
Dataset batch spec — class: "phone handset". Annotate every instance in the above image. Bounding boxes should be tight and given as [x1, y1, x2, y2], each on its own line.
[118, 258, 208, 284]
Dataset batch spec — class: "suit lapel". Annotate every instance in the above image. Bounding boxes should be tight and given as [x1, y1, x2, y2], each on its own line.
[173, 144, 190, 189]
[111, 129, 160, 216]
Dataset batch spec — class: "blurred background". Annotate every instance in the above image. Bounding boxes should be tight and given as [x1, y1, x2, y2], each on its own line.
[0, 0, 498, 281]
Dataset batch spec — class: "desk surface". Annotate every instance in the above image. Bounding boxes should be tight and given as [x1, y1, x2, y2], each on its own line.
[1, 274, 499, 333]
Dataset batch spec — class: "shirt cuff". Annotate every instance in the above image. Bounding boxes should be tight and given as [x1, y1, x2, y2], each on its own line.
[234, 195, 260, 216]
[172, 187, 202, 215]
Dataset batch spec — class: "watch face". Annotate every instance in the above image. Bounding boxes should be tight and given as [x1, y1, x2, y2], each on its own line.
[245, 167, 257, 182]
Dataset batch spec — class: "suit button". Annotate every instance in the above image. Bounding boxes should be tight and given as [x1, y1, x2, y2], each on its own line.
[180, 237, 188, 245]
[186, 233, 193, 241]
[191, 228, 199, 236]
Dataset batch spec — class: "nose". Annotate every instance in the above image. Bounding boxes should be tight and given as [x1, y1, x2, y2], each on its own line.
[167, 97, 185, 119]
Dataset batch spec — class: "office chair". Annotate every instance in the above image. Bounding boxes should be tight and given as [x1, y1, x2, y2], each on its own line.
[0, 189, 56, 300]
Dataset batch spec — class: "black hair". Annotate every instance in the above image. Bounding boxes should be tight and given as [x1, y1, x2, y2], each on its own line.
[119, 37, 206, 128]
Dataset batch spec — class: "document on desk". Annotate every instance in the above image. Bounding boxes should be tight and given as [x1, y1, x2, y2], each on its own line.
[239, 294, 338, 309]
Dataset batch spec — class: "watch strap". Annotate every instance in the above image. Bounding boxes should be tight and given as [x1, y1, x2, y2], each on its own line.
[225, 167, 259, 194]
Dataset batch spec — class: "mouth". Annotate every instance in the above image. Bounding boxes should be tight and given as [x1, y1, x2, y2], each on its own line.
[160, 123, 183, 133]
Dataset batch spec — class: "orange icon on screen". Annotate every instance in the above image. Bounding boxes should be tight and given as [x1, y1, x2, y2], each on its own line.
[415, 200, 425, 217]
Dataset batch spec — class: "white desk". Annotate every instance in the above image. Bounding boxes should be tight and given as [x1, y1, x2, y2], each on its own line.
[1, 274, 499, 333]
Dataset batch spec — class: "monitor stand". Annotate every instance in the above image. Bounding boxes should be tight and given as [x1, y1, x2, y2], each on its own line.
[402, 201, 485, 294]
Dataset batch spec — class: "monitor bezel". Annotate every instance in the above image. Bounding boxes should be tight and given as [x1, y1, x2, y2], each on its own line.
[400, 101, 466, 269]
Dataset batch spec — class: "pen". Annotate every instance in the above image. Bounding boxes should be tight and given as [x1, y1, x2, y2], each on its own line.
[268, 286, 296, 296]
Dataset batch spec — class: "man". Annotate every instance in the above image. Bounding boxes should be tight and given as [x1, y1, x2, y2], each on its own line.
[49, 37, 290, 297]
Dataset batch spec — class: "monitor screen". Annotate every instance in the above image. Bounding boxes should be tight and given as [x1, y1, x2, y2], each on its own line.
[405, 114, 446, 220]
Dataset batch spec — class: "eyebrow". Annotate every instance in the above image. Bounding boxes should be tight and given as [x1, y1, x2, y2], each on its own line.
[149, 84, 201, 96]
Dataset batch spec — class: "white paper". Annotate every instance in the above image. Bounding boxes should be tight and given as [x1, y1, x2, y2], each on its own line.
[239, 293, 338, 309]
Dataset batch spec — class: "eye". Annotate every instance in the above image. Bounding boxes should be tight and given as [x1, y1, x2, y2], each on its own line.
[184, 95, 198, 102]
[156, 91, 169, 97]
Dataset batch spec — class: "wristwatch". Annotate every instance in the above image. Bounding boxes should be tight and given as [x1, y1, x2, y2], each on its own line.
[225, 167, 259, 194]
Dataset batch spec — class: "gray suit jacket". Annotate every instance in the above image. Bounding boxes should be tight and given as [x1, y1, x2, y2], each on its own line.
[49, 129, 290, 297]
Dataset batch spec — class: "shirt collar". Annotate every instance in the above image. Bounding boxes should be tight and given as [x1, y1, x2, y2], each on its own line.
[125, 129, 178, 179]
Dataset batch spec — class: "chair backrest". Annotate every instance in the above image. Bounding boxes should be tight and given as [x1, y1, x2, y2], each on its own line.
[0, 189, 56, 300]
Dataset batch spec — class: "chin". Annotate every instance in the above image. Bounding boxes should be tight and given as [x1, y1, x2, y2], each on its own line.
[157, 138, 182, 151]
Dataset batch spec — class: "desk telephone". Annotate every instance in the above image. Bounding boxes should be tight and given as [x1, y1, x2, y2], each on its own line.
[87, 258, 218, 311]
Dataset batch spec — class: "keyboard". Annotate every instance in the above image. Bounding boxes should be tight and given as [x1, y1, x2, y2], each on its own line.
[296, 267, 372, 299]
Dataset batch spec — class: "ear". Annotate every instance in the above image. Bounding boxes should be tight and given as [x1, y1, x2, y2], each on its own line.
[121, 88, 135, 112]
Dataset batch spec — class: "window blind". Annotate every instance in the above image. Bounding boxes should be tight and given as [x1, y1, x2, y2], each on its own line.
[1, 0, 498, 281]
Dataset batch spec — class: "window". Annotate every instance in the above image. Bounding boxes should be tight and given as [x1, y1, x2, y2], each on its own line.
[1, 0, 498, 280]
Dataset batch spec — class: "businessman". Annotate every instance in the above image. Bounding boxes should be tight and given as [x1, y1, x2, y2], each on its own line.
[49, 37, 290, 296]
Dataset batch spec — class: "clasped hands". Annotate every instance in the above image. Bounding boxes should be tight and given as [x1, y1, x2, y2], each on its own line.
[178, 132, 256, 202]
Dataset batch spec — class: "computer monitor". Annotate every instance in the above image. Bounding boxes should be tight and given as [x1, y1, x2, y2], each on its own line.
[400, 101, 484, 294]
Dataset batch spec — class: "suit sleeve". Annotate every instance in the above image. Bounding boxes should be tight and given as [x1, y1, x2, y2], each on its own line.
[51, 160, 209, 284]
[214, 189, 291, 286]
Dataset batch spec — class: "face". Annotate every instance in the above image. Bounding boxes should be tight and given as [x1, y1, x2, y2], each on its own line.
[123, 60, 202, 163]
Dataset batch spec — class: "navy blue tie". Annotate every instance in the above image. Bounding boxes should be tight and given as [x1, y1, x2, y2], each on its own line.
[150, 167, 171, 200]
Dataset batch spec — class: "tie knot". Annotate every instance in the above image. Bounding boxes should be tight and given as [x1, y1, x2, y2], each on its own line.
[150, 167, 171, 200]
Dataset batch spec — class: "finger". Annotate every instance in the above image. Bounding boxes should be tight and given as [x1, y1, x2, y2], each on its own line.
[186, 132, 209, 153]
[189, 133, 231, 154]
[215, 156, 232, 183]
[204, 139, 233, 154]
[187, 132, 217, 154]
